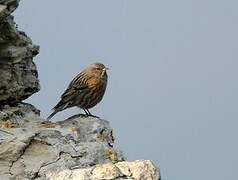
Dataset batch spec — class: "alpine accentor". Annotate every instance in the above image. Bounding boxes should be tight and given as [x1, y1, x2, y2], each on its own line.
[47, 63, 108, 120]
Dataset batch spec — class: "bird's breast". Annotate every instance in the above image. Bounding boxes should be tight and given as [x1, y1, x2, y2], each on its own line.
[78, 77, 107, 109]
[87, 77, 107, 88]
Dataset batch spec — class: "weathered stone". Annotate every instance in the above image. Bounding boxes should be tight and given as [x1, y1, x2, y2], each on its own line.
[0, 0, 40, 105]
[0, 5, 7, 18]
[0, 113, 124, 179]
[46, 160, 160, 180]
[0, 0, 19, 20]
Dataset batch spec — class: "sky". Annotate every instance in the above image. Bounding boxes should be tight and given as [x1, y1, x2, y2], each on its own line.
[14, 0, 238, 179]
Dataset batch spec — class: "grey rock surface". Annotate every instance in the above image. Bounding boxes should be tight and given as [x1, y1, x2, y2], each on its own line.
[0, 0, 40, 105]
[0, 0, 18, 19]
[0, 107, 124, 179]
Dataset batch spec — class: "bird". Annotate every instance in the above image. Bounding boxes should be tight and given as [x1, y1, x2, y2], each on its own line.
[47, 62, 108, 120]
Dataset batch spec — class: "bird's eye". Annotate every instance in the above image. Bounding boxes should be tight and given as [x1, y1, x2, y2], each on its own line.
[95, 67, 101, 70]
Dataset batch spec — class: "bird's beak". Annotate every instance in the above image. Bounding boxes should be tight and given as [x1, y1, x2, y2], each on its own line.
[101, 67, 108, 77]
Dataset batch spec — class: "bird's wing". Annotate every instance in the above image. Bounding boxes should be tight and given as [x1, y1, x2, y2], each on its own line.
[61, 73, 88, 100]
[53, 72, 89, 110]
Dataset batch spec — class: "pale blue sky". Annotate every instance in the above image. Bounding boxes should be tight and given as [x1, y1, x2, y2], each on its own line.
[14, 0, 238, 179]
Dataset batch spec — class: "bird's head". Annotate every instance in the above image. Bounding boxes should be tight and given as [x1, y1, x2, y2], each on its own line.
[87, 62, 108, 80]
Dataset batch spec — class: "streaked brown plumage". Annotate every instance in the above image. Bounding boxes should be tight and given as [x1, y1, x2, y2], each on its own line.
[47, 63, 108, 120]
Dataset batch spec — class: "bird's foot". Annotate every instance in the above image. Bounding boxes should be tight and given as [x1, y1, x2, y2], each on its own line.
[41, 120, 51, 124]
[87, 114, 99, 118]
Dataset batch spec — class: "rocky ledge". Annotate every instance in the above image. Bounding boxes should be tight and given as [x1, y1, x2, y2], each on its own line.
[0, 104, 160, 179]
[0, 104, 122, 179]
[0, 0, 160, 179]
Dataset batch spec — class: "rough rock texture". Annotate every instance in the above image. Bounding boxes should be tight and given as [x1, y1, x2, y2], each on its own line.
[0, 0, 161, 179]
[47, 160, 160, 180]
[0, 107, 160, 180]
[0, 108, 125, 179]
[0, 0, 18, 19]
[0, 0, 40, 105]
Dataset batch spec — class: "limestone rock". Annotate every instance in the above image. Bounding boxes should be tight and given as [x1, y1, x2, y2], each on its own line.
[0, 0, 40, 105]
[0, 108, 161, 179]
[0, 110, 124, 179]
[0, 0, 19, 20]
[0, 103, 40, 124]
[46, 160, 160, 180]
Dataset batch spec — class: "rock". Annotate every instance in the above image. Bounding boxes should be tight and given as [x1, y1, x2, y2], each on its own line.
[0, 0, 40, 105]
[0, 113, 125, 179]
[0, 0, 19, 20]
[0, 110, 161, 179]
[0, 103, 40, 124]
[0, 5, 7, 18]
[46, 160, 160, 180]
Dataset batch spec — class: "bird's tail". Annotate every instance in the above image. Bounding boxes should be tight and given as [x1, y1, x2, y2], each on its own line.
[47, 100, 68, 121]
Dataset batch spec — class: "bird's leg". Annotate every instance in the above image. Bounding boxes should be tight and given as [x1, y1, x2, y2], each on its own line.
[86, 109, 92, 116]
[83, 109, 89, 116]
[86, 109, 99, 118]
